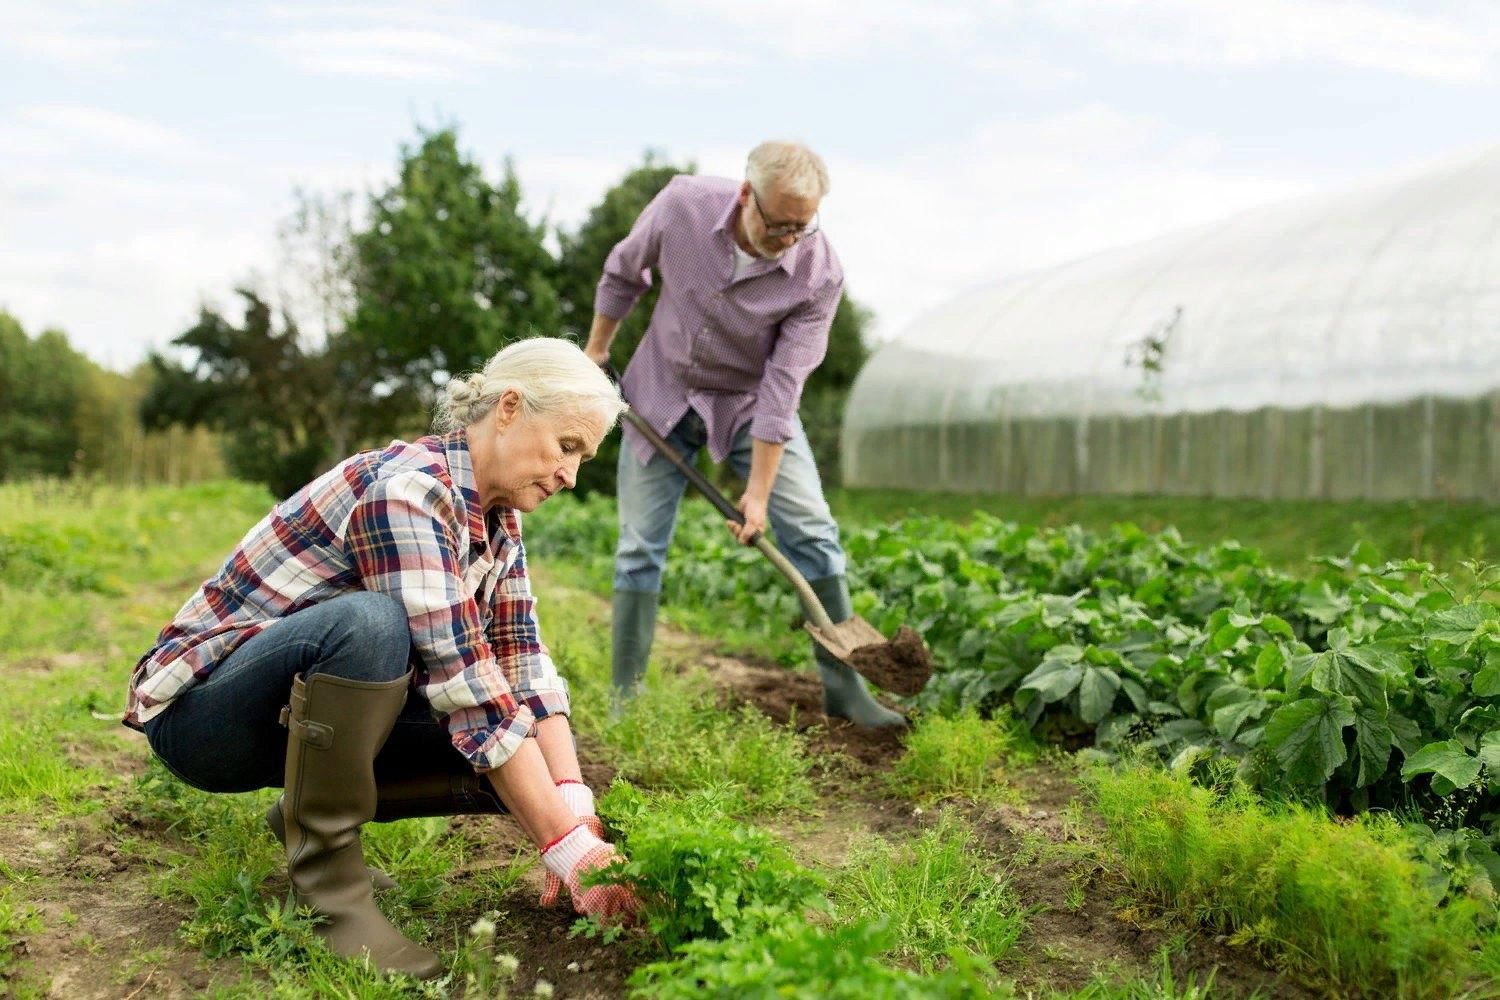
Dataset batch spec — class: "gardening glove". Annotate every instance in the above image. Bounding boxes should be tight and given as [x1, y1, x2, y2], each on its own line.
[540, 780, 605, 908]
[540, 824, 641, 925]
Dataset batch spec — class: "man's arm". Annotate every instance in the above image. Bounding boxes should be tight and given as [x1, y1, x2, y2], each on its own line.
[584, 313, 621, 367]
[730, 438, 785, 543]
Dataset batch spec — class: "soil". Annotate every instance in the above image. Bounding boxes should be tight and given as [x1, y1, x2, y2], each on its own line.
[848, 625, 934, 696]
[14, 582, 1313, 999]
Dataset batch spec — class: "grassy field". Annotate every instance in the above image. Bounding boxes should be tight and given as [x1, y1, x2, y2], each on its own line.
[830, 488, 1498, 572]
[2, 479, 1497, 997]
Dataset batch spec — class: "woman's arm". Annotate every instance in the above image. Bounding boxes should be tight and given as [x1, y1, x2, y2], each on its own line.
[484, 738, 577, 848]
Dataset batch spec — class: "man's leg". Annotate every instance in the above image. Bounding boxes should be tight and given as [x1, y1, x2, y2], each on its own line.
[611, 413, 704, 703]
[728, 419, 905, 728]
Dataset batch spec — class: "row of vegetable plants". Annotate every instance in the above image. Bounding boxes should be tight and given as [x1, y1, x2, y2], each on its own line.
[528, 496, 1500, 881]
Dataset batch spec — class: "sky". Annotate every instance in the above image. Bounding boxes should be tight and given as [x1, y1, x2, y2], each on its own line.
[2, 0, 1498, 370]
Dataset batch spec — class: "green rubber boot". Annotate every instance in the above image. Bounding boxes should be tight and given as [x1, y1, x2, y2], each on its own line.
[611, 589, 659, 712]
[807, 575, 907, 729]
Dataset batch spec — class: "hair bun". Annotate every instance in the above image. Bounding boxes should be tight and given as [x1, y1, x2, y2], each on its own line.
[446, 375, 482, 405]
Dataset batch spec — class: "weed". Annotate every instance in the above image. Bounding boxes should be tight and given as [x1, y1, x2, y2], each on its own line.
[887, 708, 1037, 804]
[0, 885, 41, 976]
[1085, 761, 1487, 996]
[832, 811, 1025, 972]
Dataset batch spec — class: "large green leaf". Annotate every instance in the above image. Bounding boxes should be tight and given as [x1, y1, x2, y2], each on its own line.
[1427, 603, 1500, 649]
[1351, 708, 1394, 788]
[1264, 695, 1356, 785]
[1077, 666, 1122, 724]
[1400, 739, 1481, 790]
[1019, 661, 1083, 703]
[1212, 697, 1268, 741]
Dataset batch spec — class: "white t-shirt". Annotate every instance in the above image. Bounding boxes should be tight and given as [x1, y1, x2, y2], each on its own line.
[732, 243, 758, 282]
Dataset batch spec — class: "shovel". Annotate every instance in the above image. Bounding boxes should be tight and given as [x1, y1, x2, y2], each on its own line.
[616, 405, 932, 697]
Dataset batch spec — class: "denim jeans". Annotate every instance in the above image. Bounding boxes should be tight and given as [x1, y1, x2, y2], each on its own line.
[614, 411, 846, 593]
[144, 592, 465, 794]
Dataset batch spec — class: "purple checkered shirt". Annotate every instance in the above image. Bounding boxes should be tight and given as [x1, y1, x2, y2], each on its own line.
[596, 174, 844, 465]
[124, 431, 567, 772]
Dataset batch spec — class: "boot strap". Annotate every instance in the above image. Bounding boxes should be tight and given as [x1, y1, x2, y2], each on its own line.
[278, 704, 334, 750]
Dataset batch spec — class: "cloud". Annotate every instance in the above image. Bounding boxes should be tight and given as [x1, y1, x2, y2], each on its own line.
[1051, 0, 1499, 84]
[0, 1, 160, 70]
[253, 3, 748, 83]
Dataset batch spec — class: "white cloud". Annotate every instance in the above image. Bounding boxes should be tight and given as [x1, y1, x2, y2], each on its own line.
[0, 1, 160, 70]
[1052, 0, 1499, 84]
[254, 4, 748, 83]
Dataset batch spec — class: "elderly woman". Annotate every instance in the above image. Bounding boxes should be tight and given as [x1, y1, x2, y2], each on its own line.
[123, 338, 639, 978]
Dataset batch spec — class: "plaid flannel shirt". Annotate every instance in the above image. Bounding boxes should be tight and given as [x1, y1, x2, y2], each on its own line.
[124, 431, 568, 771]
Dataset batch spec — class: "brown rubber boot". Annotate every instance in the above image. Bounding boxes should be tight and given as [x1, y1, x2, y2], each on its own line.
[280, 670, 443, 979]
[267, 798, 397, 890]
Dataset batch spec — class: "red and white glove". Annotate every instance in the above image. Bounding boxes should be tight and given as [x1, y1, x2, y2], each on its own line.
[540, 823, 640, 923]
[540, 780, 606, 908]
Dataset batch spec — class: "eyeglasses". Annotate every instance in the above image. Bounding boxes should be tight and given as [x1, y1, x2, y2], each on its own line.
[750, 187, 819, 240]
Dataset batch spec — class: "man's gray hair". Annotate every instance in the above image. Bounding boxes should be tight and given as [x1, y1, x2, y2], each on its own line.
[745, 140, 830, 200]
[433, 337, 627, 433]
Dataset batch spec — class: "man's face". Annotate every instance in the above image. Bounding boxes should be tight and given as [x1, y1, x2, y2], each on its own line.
[738, 181, 820, 259]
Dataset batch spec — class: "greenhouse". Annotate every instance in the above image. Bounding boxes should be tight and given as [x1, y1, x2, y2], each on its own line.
[843, 146, 1500, 502]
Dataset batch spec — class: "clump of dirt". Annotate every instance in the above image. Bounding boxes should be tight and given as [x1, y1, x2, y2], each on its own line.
[848, 626, 932, 696]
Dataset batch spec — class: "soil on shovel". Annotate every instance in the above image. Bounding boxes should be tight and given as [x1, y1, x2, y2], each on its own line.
[847, 625, 933, 696]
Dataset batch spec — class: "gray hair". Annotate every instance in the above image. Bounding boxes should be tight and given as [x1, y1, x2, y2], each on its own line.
[433, 337, 627, 433]
[745, 140, 830, 200]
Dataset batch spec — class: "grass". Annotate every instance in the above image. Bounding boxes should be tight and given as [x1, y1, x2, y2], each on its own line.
[830, 487, 1498, 574]
[831, 811, 1026, 973]
[1083, 761, 1491, 998]
[886, 708, 1038, 805]
[601, 671, 819, 819]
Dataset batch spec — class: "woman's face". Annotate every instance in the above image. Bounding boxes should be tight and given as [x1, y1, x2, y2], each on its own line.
[482, 393, 609, 512]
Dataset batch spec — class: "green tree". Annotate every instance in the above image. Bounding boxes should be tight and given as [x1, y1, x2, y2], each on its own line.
[348, 127, 561, 404]
[142, 290, 330, 497]
[0, 313, 93, 479]
[556, 152, 695, 496]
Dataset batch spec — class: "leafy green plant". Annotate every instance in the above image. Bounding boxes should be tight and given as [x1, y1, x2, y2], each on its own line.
[626, 917, 1000, 999]
[592, 783, 826, 952]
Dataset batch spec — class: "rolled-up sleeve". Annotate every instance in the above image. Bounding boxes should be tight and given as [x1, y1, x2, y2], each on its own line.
[750, 278, 840, 443]
[345, 472, 533, 771]
[594, 180, 674, 320]
[486, 541, 570, 723]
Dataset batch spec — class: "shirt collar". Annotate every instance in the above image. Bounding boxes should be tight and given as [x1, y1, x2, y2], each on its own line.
[714, 186, 798, 275]
[442, 430, 502, 549]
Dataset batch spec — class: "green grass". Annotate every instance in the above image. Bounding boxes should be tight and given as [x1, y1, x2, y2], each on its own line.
[886, 709, 1038, 805]
[831, 488, 1497, 574]
[831, 811, 1026, 973]
[1083, 761, 1491, 998]
[602, 671, 819, 819]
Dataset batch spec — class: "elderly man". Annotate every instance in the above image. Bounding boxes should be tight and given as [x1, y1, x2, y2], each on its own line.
[583, 140, 903, 729]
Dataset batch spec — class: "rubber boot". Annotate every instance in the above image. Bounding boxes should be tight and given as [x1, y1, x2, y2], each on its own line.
[807, 575, 907, 729]
[280, 670, 443, 979]
[611, 589, 659, 713]
[267, 797, 396, 890]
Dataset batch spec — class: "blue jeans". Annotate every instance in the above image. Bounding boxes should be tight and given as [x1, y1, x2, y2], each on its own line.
[614, 411, 846, 592]
[144, 592, 463, 794]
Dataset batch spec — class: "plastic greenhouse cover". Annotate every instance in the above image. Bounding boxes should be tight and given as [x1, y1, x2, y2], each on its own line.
[847, 146, 1500, 431]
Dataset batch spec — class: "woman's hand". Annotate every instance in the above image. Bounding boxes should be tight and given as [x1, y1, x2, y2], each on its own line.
[540, 780, 603, 908]
[541, 824, 641, 923]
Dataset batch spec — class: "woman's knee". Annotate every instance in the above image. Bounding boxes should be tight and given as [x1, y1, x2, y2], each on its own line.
[319, 592, 411, 681]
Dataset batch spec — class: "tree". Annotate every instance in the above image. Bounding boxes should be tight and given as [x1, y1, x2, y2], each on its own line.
[0, 313, 92, 479]
[142, 290, 330, 497]
[556, 152, 695, 496]
[348, 127, 561, 405]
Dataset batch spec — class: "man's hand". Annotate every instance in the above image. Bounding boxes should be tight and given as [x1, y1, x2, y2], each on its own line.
[729, 491, 769, 545]
[584, 341, 610, 367]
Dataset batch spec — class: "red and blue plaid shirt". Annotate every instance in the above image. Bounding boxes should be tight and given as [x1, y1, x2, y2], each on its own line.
[124, 431, 567, 771]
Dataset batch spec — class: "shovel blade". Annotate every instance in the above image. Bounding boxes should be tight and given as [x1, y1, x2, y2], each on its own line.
[803, 617, 933, 697]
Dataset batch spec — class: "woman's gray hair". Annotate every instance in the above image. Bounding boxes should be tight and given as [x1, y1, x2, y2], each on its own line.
[433, 337, 627, 433]
[745, 140, 830, 201]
